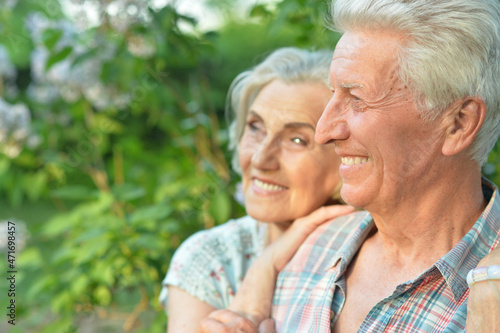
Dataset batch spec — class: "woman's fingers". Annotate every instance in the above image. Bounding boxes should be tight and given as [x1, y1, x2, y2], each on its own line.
[199, 310, 259, 333]
[466, 279, 500, 332]
[292, 205, 355, 231]
[258, 318, 276, 333]
[476, 246, 500, 266]
[466, 246, 500, 332]
[269, 205, 355, 271]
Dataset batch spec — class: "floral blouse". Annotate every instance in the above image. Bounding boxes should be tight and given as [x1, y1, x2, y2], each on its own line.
[159, 215, 268, 310]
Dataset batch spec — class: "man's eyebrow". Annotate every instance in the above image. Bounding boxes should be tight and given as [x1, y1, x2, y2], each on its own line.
[340, 82, 364, 89]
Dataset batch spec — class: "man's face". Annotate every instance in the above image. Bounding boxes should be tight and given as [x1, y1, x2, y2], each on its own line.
[316, 30, 448, 214]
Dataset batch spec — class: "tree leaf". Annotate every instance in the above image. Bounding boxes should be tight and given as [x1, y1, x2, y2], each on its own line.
[42, 28, 63, 50]
[130, 204, 173, 223]
[112, 184, 146, 201]
[45, 46, 73, 71]
[51, 185, 98, 201]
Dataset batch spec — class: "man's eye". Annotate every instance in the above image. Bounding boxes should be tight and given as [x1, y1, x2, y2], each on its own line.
[352, 98, 367, 112]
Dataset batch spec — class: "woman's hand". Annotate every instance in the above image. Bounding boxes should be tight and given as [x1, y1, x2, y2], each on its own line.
[199, 309, 276, 333]
[466, 246, 500, 332]
[227, 205, 355, 326]
[266, 205, 356, 272]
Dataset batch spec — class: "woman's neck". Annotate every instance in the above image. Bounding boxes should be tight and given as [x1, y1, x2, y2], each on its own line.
[262, 221, 289, 244]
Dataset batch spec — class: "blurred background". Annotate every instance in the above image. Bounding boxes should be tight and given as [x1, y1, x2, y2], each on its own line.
[0, 0, 498, 332]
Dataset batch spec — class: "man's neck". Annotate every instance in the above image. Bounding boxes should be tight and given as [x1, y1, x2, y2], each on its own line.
[368, 163, 486, 269]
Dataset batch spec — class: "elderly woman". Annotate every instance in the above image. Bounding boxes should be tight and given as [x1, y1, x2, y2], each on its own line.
[159, 47, 354, 332]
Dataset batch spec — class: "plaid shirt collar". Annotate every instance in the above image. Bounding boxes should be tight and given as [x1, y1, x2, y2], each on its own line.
[326, 213, 374, 281]
[435, 178, 500, 301]
[328, 178, 500, 302]
[331, 178, 500, 301]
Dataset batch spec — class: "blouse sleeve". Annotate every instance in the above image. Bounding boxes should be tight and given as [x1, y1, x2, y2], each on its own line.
[159, 229, 229, 310]
[159, 217, 263, 313]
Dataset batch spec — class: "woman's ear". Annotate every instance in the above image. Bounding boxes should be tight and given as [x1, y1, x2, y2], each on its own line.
[442, 98, 486, 156]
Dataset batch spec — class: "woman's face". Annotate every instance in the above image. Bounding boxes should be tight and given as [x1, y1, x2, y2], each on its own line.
[239, 79, 341, 225]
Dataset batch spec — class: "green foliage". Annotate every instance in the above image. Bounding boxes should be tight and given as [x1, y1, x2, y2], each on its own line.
[0, 0, 346, 331]
[0, 0, 498, 332]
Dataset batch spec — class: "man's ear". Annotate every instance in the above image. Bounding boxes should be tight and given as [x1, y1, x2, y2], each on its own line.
[442, 97, 486, 156]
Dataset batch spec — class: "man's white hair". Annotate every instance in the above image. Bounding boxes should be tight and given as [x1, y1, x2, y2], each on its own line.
[331, 0, 500, 165]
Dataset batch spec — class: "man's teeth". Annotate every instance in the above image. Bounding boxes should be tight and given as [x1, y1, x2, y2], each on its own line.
[253, 179, 286, 191]
[341, 157, 370, 166]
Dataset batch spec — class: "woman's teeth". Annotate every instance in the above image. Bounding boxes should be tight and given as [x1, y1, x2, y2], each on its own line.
[341, 157, 370, 165]
[253, 179, 286, 191]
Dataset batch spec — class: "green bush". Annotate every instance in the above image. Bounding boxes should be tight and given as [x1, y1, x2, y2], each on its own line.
[0, 0, 345, 331]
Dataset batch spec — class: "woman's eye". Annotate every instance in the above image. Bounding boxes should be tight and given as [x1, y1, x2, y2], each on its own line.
[248, 121, 260, 131]
[291, 137, 306, 145]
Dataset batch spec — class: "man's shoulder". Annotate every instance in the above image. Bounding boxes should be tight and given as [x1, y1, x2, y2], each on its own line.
[307, 210, 372, 247]
[285, 211, 372, 273]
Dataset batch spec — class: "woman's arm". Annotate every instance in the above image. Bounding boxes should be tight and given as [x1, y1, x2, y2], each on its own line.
[466, 246, 500, 332]
[200, 205, 355, 331]
[199, 309, 275, 333]
[167, 286, 217, 333]
[229, 205, 354, 323]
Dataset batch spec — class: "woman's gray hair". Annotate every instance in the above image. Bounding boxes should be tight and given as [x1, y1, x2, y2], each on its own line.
[227, 47, 333, 174]
[331, 0, 500, 165]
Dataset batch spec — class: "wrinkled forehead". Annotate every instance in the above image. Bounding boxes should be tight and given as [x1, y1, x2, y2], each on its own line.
[250, 80, 332, 125]
[330, 30, 403, 86]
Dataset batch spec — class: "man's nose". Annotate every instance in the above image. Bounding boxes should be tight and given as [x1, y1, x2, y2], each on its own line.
[315, 95, 350, 145]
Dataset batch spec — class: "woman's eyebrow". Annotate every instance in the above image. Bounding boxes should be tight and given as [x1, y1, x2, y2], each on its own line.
[248, 110, 314, 130]
[284, 122, 315, 130]
[247, 110, 264, 122]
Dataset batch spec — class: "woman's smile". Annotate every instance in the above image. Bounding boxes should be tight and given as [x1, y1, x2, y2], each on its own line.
[239, 79, 342, 223]
[251, 177, 288, 194]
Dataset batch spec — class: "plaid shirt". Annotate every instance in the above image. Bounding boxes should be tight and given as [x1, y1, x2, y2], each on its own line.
[272, 179, 500, 332]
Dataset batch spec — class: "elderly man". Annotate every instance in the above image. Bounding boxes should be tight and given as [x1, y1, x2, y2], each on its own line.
[271, 0, 500, 331]
[199, 0, 500, 332]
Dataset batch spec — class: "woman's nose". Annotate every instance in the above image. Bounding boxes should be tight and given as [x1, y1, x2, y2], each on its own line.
[251, 137, 280, 170]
